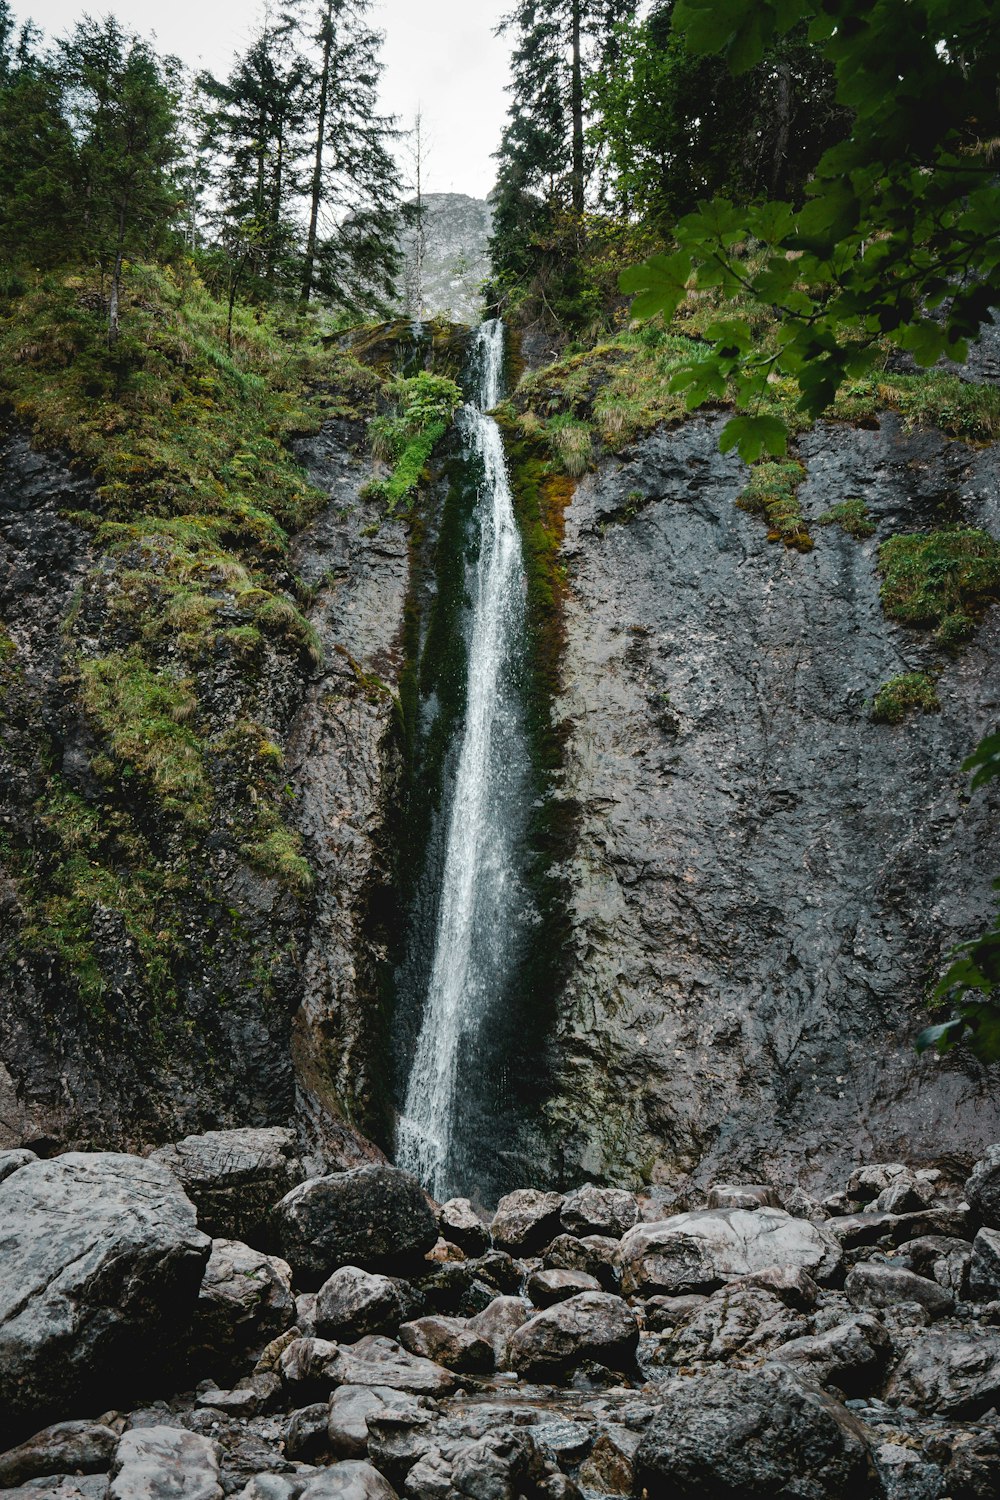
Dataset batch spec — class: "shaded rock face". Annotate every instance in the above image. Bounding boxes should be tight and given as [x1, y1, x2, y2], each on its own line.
[549, 411, 1000, 1192]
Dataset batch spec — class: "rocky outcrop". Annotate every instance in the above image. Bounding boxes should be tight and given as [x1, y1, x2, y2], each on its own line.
[549, 410, 1000, 1192]
[396, 194, 493, 325]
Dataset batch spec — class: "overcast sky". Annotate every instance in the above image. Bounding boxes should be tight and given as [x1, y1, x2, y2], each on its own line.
[12, 0, 512, 197]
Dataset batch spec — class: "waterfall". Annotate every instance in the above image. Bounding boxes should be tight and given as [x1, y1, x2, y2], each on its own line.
[396, 319, 531, 1199]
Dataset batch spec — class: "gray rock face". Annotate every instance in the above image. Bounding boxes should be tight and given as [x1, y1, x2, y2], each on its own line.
[969, 1227, 1000, 1300]
[314, 1267, 405, 1342]
[906, 1235, 973, 1295]
[396, 194, 493, 325]
[559, 1184, 637, 1238]
[669, 1286, 808, 1365]
[885, 1328, 1000, 1416]
[109, 1426, 221, 1500]
[768, 1314, 893, 1396]
[707, 1184, 781, 1211]
[150, 1129, 302, 1244]
[508, 1292, 639, 1376]
[274, 1166, 437, 1285]
[634, 1365, 880, 1498]
[617, 1208, 843, 1295]
[0, 1422, 118, 1487]
[966, 1146, 1000, 1230]
[0, 1153, 210, 1441]
[845, 1261, 955, 1317]
[549, 412, 1000, 1190]
[191, 1239, 295, 1374]
[490, 1189, 565, 1254]
[0, 1149, 37, 1182]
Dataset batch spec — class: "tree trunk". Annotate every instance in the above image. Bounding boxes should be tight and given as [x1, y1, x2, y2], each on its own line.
[570, 0, 585, 217]
[108, 206, 126, 348]
[769, 60, 793, 199]
[301, 3, 334, 306]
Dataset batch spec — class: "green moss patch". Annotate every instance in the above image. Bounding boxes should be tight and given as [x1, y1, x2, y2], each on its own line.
[364, 371, 463, 514]
[871, 672, 941, 724]
[737, 458, 812, 552]
[879, 527, 1000, 644]
[817, 499, 876, 539]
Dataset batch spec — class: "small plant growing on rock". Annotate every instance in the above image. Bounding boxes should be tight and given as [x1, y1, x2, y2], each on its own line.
[871, 672, 941, 724]
[817, 499, 876, 540]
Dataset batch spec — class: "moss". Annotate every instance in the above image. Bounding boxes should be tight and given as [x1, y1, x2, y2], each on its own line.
[878, 527, 1000, 643]
[871, 672, 942, 724]
[817, 498, 876, 539]
[737, 458, 813, 552]
[365, 371, 463, 515]
[241, 824, 314, 891]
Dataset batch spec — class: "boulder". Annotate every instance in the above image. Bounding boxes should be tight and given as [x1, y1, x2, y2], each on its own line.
[845, 1261, 954, 1318]
[847, 1164, 910, 1203]
[274, 1167, 437, 1286]
[875, 1176, 934, 1216]
[0, 1480, 109, 1498]
[0, 1153, 210, 1443]
[0, 1149, 37, 1183]
[542, 1233, 620, 1290]
[527, 1268, 602, 1306]
[190, 1239, 295, 1375]
[634, 1366, 880, 1498]
[150, 1129, 302, 1245]
[616, 1208, 842, 1296]
[968, 1227, 1000, 1302]
[327, 1386, 423, 1460]
[465, 1296, 531, 1367]
[109, 1426, 221, 1500]
[281, 1335, 455, 1397]
[489, 1190, 564, 1254]
[237, 1481, 306, 1500]
[436, 1200, 488, 1257]
[298, 1463, 397, 1500]
[508, 1292, 639, 1377]
[905, 1235, 973, 1296]
[885, 1328, 1000, 1416]
[397, 1316, 493, 1374]
[825, 1213, 900, 1250]
[966, 1145, 1000, 1230]
[876, 1442, 947, 1500]
[283, 1404, 331, 1462]
[706, 1184, 780, 1212]
[314, 1267, 404, 1342]
[670, 1287, 808, 1365]
[559, 1185, 637, 1239]
[0, 1421, 118, 1487]
[768, 1314, 893, 1397]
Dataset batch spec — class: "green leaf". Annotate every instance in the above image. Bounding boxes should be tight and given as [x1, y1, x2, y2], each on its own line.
[916, 1019, 964, 1054]
[718, 413, 789, 463]
[750, 201, 796, 246]
[619, 250, 691, 321]
[669, 358, 727, 407]
[964, 731, 1000, 789]
[703, 318, 752, 355]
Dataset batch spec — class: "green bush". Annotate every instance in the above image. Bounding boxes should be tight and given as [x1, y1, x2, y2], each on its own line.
[871, 672, 941, 724]
[879, 528, 1000, 643]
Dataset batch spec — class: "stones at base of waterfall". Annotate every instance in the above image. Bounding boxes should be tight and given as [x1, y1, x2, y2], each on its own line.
[885, 1327, 1000, 1416]
[616, 1207, 843, 1295]
[280, 1335, 456, 1397]
[905, 1235, 973, 1296]
[397, 1315, 494, 1373]
[150, 1129, 303, 1246]
[633, 1366, 881, 1499]
[238, 1463, 397, 1500]
[0, 1479, 110, 1498]
[845, 1261, 956, 1318]
[0, 1422, 118, 1488]
[706, 1183, 781, 1212]
[542, 1233, 620, 1290]
[273, 1167, 438, 1286]
[507, 1292, 639, 1377]
[191, 1240, 295, 1375]
[968, 1227, 1000, 1301]
[436, 1200, 488, 1257]
[327, 1386, 425, 1460]
[559, 1184, 637, 1239]
[767, 1314, 893, 1397]
[527, 1268, 603, 1306]
[314, 1268, 406, 1342]
[109, 1426, 222, 1500]
[966, 1146, 1000, 1230]
[665, 1286, 810, 1367]
[0, 1153, 211, 1442]
[489, 1189, 565, 1254]
[465, 1296, 531, 1366]
[876, 1442, 948, 1500]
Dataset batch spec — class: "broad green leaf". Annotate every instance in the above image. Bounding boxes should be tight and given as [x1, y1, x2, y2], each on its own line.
[669, 359, 727, 407]
[703, 319, 752, 355]
[750, 201, 796, 246]
[718, 413, 789, 463]
[965, 731, 1000, 789]
[916, 1018, 964, 1054]
[619, 250, 692, 321]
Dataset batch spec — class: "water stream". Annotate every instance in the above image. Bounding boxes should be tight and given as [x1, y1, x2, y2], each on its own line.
[395, 320, 534, 1200]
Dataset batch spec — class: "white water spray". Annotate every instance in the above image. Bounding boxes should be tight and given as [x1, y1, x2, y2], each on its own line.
[396, 320, 528, 1197]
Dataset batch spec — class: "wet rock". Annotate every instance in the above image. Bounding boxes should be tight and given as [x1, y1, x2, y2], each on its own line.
[327, 1386, 423, 1460]
[273, 1167, 437, 1286]
[0, 1149, 37, 1182]
[296, 1295, 318, 1338]
[968, 1227, 1000, 1301]
[109, 1426, 221, 1500]
[875, 1176, 934, 1216]
[966, 1145, 1000, 1230]
[905, 1235, 973, 1296]
[885, 1327, 1000, 1415]
[490, 1190, 564, 1254]
[0, 1153, 210, 1443]
[298, 1462, 397, 1500]
[508, 1292, 639, 1377]
[732, 1265, 821, 1310]
[194, 1387, 266, 1416]
[782, 1187, 829, 1223]
[670, 1286, 808, 1365]
[634, 1365, 880, 1498]
[527, 1268, 603, 1306]
[436, 1201, 488, 1257]
[847, 1164, 911, 1204]
[559, 1185, 637, 1239]
[150, 1130, 303, 1246]
[237, 1480, 306, 1500]
[364, 1408, 438, 1488]
[327, 1336, 455, 1396]
[875, 1442, 946, 1500]
[0, 1480, 109, 1498]
[768, 1314, 893, 1397]
[0, 1422, 118, 1487]
[946, 1425, 1000, 1499]
[577, 1429, 640, 1496]
[617, 1208, 842, 1295]
[828, 1213, 901, 1249]
[397, 1316, 494, 1373]
[641, 1294, 708, 1333]
[314, 1268, 405, 1342]
[192, 1240, 295, 1375]
[462, 1250, 522, 1295]
[542, 1234, 619, 1290]
[282, 1405, 330, 1462]
[465, 1296, 531, 1367]
[706, 1184, 781, 1211]
[845, 1261, 955, 1318]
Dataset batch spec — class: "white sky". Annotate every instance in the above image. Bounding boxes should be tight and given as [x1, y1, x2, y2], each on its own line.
[11, 0, 512, 197]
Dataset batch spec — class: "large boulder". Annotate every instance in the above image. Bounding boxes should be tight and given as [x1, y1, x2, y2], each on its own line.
[0, 1153, 211, 1443]
[968, 1227, 1000, 1301]
[436, 1200, 488, 1257]
[885, 1328, 1000, 1417]
[109, 1426, 221, 1500]
[314, 1267, 406, 1342]
[489, 1190, 564, 1254]
[617, 1209, 842, 1295]
[966, 1145, 1000, 1230]
[150, 1128, 303, 1246]
[845, 1261, 954, 1318]
[0, 1421, 118, 1488]
[508, 1291, 639, 1377]
[768, 1314, 893, 1397]
[466, 1297, 531, 1368]
[634, 1366, 880, 1498]
[298, 1462, 397, 1500]
[273, 1167, 437, 1286]
[189, 1239, 295, 1376]
[559, 1184, 637, 1239]
[397, 1316, 494, 1374]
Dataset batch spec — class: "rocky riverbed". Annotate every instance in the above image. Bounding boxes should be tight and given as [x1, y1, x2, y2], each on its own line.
[3, 1131, 1000, 1497]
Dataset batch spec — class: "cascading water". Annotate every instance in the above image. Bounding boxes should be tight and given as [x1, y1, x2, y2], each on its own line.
[395, 320, 535, 1201]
